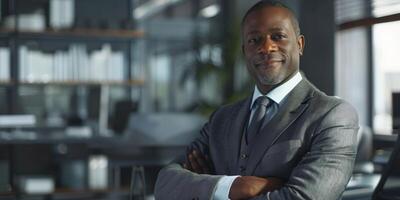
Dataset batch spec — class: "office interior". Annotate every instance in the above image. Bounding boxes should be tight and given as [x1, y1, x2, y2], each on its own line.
[0, 0, 399, 199]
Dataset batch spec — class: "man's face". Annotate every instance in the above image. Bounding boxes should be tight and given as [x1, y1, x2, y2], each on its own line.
[242, 6, 304, 93]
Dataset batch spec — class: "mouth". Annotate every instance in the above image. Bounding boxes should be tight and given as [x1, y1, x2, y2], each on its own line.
[254, 59, 284, 68]
[253, 53, 285, 68]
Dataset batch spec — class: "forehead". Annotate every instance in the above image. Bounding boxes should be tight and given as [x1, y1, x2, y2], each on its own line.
[243, 6, 294, 35]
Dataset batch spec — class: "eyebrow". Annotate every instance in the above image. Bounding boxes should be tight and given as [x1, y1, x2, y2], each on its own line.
[244, 27, 287, 36]
[245, 30, 261, 36]
[269, 27, 285, 32]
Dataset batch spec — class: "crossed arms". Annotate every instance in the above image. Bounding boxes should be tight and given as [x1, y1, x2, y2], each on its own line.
[154, 101, 359, 200]
[184, 149, 284, 199]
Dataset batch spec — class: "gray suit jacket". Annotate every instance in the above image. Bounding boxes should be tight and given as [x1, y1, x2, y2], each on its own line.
[155, 79, 359, 200]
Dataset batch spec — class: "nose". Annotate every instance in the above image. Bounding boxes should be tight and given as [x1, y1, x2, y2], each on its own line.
[257, 36, 278, 54]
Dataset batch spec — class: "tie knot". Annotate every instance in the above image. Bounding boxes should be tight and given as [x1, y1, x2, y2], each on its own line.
[255, 96, 270, 107]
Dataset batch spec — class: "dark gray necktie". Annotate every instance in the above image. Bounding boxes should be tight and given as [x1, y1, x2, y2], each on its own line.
[247, 96, 270, 144]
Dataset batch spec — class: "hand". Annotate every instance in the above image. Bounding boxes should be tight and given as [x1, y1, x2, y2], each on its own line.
[229, 176, 284, 200]
[182, 150, 213, 174]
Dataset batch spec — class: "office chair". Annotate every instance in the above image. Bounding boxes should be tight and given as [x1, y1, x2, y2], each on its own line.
[354, 126, 374, 174]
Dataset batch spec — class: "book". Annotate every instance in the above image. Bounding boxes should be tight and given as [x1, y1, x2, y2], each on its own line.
[0, 47, 10, 81]
[18, 44, 126, 83]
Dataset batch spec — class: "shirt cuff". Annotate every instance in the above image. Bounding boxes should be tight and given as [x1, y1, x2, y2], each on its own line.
[213, 175, 240, 200]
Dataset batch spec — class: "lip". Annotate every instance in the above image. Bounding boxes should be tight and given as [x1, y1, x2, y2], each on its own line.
[255, 60, 283, 68]
[253, 53, 285, 67]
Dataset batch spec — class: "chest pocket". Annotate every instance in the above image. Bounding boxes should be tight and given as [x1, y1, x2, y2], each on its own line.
[254, 139, 303, 177]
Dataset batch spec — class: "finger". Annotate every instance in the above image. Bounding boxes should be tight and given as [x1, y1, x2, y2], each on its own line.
[189, 153, 203, 173]
[193, 151, 211, 173]
[263, 177, 284, 192]
[185, 148, 194, 170]
[185, 154, 195, 171]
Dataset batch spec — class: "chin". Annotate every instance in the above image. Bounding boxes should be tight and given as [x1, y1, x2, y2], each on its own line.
[258, 77, 281, 86]
[258, 74, 286, 86]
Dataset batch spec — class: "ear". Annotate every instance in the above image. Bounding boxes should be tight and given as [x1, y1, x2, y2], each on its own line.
[297, 35, 305, 56]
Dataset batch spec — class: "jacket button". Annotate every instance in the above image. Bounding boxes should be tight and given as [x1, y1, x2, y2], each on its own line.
[240, 153, 248, 159]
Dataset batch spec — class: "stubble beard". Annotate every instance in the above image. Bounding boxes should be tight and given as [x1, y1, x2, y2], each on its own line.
[256, 72, 284, 86]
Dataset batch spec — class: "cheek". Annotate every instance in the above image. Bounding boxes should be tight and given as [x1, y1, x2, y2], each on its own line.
[245, 63, 256, 77]
[243, 48, 253, 59]
[244, 51, 255, 69]
[285, 43, 299, 57]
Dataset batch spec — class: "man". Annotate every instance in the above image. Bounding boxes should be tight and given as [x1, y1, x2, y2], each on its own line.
[155, 1, 359, 199]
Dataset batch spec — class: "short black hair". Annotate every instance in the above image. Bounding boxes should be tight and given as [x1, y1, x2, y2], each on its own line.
[242, 0, 301, 36]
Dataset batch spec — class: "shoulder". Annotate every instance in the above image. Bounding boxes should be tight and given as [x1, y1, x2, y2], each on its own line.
[315, 88, 356, 111]
[311, 89, 359, 127]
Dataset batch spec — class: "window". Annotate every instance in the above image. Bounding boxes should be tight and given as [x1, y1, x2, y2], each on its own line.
[373, 21, 400, 134]
[335, 0, 400, 134]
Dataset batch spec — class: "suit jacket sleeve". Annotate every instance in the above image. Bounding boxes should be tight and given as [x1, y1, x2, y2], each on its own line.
[154, 111, 223, 200]
[253, 101, 359, 200]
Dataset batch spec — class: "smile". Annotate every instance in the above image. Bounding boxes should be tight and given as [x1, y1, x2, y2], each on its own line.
[255, 60, 283, 68]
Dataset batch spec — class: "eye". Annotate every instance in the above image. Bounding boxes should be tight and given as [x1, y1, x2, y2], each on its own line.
[247, 36, 262, 45]
[271, 33, 287, 41]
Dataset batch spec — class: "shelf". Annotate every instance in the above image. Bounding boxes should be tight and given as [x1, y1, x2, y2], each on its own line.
[0, 80, 145, 86]
[17, 79, 145, 86]
[0, 29, 14, 38]
[4, 188, 131, 199]
[0, 29, 14, 33]
[0, 135, 185, 165]
[0, 80, 12, 85]
[54, 188, 130, 195]
[0, 191, 15, 196]
[0, 28, 144, 41]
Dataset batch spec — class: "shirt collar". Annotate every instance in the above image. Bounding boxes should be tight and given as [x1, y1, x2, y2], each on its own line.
[250, 72, 303, 109]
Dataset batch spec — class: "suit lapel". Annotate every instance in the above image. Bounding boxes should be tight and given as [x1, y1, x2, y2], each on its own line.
[246, 79, 315, 175]
[226, 96, 251, 174]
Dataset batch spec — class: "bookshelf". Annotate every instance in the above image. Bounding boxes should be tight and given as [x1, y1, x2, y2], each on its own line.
[0, 0, 146, 113]
[0, 0, 152, 197]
